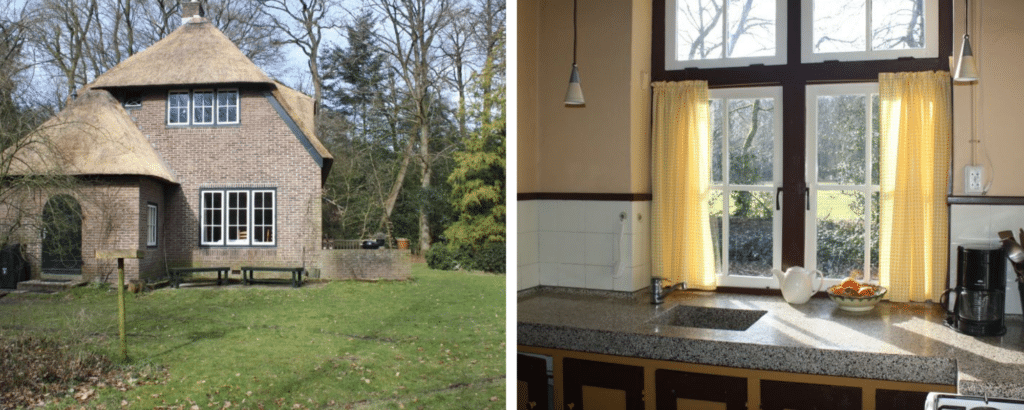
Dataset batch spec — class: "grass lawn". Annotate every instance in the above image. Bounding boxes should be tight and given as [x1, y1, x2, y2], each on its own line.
[0, 264, 505, 409]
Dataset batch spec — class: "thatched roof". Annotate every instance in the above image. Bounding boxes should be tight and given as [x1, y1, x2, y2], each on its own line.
[272, 81, 332, 164]
[88, 17, 273, 89]
[10, 90, 178, 184]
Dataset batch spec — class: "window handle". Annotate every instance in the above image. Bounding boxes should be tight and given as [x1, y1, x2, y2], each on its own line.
[776, 187, 783, 211]
[805, 188, 810, 210]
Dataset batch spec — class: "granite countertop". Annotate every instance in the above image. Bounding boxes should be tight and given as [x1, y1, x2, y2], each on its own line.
[517, 287, 1024, 399]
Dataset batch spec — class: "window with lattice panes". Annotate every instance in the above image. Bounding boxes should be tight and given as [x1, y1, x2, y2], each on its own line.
[806, 83, 880, 282]
[709, 87, 783, 288]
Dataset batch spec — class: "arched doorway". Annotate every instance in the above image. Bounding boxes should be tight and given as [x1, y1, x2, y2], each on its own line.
[41, 195, 83, 277]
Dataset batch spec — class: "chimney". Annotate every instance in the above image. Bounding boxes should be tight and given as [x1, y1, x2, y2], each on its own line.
[181, 0, 204, 25]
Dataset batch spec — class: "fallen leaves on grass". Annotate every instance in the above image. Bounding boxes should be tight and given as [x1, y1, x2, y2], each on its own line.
[0, 334, 166, 408]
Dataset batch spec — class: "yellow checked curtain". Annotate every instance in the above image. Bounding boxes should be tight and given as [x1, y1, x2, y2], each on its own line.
[651, 81, 716, 290]
[878, 71, 951, 303]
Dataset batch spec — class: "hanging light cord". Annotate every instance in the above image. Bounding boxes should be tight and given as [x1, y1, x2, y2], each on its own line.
[573, 0, 581, 65]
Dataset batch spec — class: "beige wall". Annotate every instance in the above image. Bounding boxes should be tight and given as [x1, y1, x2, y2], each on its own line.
[518, 0, 650, 194]
[952, 0, 1024, 196]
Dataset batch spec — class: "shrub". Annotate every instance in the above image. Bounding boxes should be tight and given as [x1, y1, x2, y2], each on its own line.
[471, 241, 505, 274]
[426, 243, 460, 271]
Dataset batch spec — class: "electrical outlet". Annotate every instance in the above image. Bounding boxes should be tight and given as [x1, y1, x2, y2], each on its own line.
[965, 165, 985, 194]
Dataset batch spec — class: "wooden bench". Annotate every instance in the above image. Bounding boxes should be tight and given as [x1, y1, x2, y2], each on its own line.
[240, 266, 305, 288]
[168, 267, 231, 288]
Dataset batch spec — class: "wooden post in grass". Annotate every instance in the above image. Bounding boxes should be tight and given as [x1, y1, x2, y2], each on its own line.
[96, 249, 144, 362]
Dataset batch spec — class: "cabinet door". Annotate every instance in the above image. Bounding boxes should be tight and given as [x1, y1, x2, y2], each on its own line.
[761, 380, 861, 410]
[875, 389, 929, 410]
[518, 354, 550, 410]
[563, 358, 644, 410]
[655, 369, 747, 410]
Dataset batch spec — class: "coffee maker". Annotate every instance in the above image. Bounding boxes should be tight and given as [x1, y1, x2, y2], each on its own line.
[944, 245, 1007, 336]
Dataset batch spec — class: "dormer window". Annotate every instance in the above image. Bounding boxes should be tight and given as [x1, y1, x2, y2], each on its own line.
[193, 91, 214, 124]
[167, 89, 239, 126]
[122, 91, 143, 108]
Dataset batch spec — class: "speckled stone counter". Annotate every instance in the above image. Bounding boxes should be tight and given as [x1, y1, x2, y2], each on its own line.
[517, 287, 1024, 399]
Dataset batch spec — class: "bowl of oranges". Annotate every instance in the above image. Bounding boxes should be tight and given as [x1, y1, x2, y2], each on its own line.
[827, 278, 886, 312]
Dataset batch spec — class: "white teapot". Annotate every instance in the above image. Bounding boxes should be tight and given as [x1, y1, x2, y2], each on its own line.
[771, 266, 824, 304]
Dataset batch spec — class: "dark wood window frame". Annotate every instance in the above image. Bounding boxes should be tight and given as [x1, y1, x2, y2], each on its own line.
[652, 0, 952, 269]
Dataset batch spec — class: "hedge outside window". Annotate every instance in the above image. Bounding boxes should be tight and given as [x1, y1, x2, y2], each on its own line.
[201, 189, 275, 246]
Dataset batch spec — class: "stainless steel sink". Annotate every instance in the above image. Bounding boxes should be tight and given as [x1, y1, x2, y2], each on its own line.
[649, 305, 767, 331]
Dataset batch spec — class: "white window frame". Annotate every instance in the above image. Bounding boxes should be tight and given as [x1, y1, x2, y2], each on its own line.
[168, 90, 190, 125]
[200, 189, 276, 247]
[805, 83, 880, 287]
[217, 89, 239, 124]
[251, 190, 275, 245]
[665, 0, 788, 70]
[710, 87, 784, 288]
[201, 191, 224, 246]
[146, 203, 158, 247]
[192, 90, 215, 125]
[801, 0, 938, 63]
[225, 190, 249, 246]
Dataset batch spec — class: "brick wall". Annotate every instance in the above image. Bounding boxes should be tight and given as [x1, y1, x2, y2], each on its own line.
[131, 86, 323, 271]
[317, 249, 411, 281]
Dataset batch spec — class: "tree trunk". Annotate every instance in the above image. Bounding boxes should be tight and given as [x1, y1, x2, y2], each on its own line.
[418, 122, 432, 253]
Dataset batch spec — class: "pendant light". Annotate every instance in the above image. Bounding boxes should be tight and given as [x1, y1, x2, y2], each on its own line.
[955, 0, 979, 82]
[564, 0, 584, 105]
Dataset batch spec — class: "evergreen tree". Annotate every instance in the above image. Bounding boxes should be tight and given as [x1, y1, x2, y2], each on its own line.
[444, 42, 505, 270]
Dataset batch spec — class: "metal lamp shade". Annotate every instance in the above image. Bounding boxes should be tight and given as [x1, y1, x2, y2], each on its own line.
[565, 64, 584, 105]
[954, 34, 979, 82]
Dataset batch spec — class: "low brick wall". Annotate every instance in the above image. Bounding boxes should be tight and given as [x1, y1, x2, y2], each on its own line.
[317, 249, 410, 281]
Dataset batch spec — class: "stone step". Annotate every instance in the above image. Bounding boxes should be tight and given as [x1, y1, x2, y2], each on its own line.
[16, 279, 86, 293]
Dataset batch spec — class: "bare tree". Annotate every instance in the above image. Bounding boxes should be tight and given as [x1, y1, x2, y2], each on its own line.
[371, 0, 454, 253]
[28, 0, 102, 104]
[254, 0, 342, 112]
[205, 0, 287, 77]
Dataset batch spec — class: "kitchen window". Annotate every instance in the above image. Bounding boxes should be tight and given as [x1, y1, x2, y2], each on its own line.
[167, 89, 239, 126]
[802, 0, 938, 63]
[200, 189, 275, 246]
[709, 87, 783, 288]
[665, 0, 787, 70]
[806, 83, 880, 282]
[653, 0, 950, 288]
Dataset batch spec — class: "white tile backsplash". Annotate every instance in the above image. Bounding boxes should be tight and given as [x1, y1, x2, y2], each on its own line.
[518, 199, 651, 292]
[949, 204, 1024, 315]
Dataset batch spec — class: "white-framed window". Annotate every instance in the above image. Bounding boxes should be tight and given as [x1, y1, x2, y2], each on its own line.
[805, 83, 880, 284]
[193, 90, 215, 125]
[200, 189, 275, 247]
[167, 89, 239, 126]
[801, 0, 938, 63]
[217, 90, 239, 124]
[665, 0, 787, 70]
[201, 191, 224, 245]
[709, 87, 784, 288]
[168, 91, 190, 125]
[146, 203, 158, 247]
[251, 190, 275, 245]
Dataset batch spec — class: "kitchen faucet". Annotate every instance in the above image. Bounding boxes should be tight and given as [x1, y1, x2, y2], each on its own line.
[651, 277, 686, 304]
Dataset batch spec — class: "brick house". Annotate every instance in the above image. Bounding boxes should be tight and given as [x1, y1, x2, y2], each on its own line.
[10, 3, 333, 283]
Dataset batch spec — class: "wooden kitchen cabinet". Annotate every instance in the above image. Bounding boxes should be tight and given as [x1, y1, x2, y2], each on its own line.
[518, 345, 956, 410]
[563, 358, 645, 410]
[518, 354, 551, 410]
[761, 380, 861, 410]
[655, 369, 747, 410]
